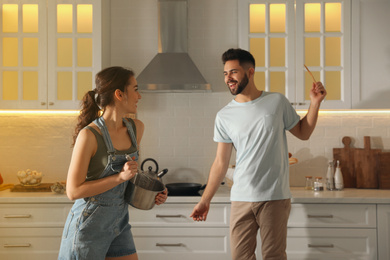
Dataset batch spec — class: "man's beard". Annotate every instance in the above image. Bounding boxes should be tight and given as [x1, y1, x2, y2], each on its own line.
[228, 73, 249, 95]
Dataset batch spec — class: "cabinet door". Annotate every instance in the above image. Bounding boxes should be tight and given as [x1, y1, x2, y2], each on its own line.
[238, 0, 352, 109]
[132, 227, 231, 260]
[238, 0, 296, 103]
[286, 228, 377, 260]
[47, 0, 102, 109]
[0, 0, 48, 109]
[0, 227, 63, 260]
[378, 204, 390, 260]
[295, 0, 351, 109]
[130, 203, 230, 228]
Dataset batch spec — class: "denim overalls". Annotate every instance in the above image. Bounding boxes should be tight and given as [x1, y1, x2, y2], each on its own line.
[58, 117, 139, 260]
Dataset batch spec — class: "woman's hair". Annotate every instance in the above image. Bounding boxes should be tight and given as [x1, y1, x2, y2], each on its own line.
[222, 48, 256, 69]
[72, 66, 135, 145]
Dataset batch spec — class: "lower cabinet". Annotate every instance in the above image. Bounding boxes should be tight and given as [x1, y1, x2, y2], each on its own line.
[0, 228, 64, 260]
[256, 203, 378, 260]
[0, 203, 72, 260]
[130, 203, 231, 260]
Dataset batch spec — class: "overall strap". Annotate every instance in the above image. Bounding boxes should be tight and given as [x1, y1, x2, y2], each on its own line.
[122, 117, 139, 154]
[94, 117, 116, 155]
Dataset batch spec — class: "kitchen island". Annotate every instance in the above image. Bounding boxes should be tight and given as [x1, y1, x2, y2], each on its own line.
[1, 187, 390, 260]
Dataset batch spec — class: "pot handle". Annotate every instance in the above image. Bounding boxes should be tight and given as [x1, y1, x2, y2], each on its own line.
[140, 158, 159, 173]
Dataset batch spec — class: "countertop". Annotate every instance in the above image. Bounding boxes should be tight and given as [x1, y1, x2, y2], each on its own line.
[1, 186, 390, 204]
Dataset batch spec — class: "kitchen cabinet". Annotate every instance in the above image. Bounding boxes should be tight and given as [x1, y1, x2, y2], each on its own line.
[130, 203, 231, 260]
[377, 205, 390, 260]
[351, 0, 390, 109]
[239, 0, 351, 109]
[256, 203, 378, 260]
[0, 0, 109, 109]
[0, 203, 72, 260]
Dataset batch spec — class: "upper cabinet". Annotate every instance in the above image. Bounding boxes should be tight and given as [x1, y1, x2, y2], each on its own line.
[239, 0, 351, 109]
[0, 0, 109, 109]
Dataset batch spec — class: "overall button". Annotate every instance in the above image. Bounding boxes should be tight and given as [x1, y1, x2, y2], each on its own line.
[90, 197, 96, 202]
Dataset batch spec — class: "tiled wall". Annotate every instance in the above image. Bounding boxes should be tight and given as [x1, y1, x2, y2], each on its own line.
[1, 110, 389, 187]
[1, 0, 390, 187]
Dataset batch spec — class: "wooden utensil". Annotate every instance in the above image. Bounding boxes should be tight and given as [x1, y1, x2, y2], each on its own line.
[304, 64, 317, 83]
[333, 136, 356, 188]
[355, 136, 380, 189]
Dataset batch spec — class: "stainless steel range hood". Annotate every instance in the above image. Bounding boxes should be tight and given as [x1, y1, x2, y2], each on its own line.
[136, 0, 211, 92]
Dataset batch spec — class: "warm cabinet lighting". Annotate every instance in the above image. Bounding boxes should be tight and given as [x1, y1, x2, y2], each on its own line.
[57, 4, 72, 33]
[22, 4, 38, 33]
[269, 4, 285, 33]
[2, 4, 18, 32]
[77, 4, 92, 33]
[0, 110, 80, 115]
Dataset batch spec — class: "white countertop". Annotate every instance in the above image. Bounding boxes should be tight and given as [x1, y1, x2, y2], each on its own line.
[1, 186, 390, 204]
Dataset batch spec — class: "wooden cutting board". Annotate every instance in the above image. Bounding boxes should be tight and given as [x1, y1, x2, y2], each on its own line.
[378, 152, 390, 189]
[355, 136, 380, 189]
[333, 136, 356, 188]
[11, 183, 53, 192]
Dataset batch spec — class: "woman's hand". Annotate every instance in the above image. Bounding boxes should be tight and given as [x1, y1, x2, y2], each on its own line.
[155, 188, 168, 205]
[119, 160, 138, 182]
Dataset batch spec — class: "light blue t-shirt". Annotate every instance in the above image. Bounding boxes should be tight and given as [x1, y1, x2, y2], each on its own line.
[214, 92, 300, 202]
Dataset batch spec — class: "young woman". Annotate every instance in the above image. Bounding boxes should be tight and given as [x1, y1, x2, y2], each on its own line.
[58, 66, 168, 260]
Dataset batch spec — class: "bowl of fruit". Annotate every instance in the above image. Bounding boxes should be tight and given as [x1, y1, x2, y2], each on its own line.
[17, 169, 43, 186]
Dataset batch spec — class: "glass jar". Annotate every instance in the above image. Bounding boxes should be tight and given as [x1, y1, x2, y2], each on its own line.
[305, 176, 313, 190]
[314, 177, 324, 191]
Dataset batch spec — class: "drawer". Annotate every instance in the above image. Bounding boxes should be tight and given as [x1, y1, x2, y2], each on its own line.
[288, 203, 376, 228]
[286, 228, 377, 260]
[0, 204, 72, 228]
[132, 227, 230, 260]
[130, 203, 230, 227]
[0, 227, 63, 260]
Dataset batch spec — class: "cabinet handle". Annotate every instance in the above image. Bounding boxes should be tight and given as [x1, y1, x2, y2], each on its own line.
[4, 243, 31, 248]
[307, 214, 333, 218]
[308, 244, 334, 248]
[298, 102, 306, 105]
[156, 214, 184, 218]
[156, 243, 184, 247]
[4, 214, 32, 218]
[41, 102, 46, 106]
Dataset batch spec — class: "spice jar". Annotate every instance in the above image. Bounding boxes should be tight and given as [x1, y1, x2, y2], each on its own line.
[314, 177, 324, 191]
[305, 176, 313, 190]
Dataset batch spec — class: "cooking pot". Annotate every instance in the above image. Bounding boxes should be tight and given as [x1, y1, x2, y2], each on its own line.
[166, 182, 206, 196]
[125, 158, 168, 210]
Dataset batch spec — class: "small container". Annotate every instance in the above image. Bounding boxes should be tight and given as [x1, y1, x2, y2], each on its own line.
[305, 176, 314, 190]
[314, 177, 324, 191]
[326, 160, 335, 191]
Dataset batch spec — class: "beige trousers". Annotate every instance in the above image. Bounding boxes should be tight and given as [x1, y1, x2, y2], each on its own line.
[230, 199, 291, 260]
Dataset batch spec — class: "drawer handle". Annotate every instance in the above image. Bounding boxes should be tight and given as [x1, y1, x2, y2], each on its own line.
[4, 214, 32, 218]
[4, 243, 32, 248]
[307, 214, 333, 218]
[156, 214, 184, 218]
[156, 243, 184, 247]
[308, 244, 334, 248]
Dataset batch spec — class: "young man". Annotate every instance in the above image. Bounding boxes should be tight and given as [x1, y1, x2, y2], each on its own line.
[190, 48, 326, 260]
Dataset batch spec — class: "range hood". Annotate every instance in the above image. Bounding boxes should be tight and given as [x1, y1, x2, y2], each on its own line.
[136, 0, 211, 92]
